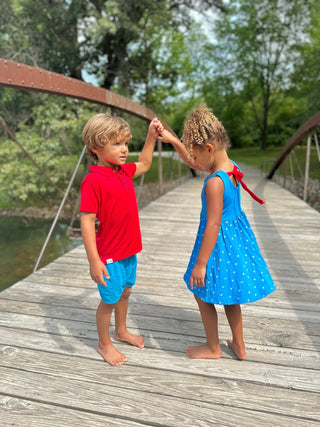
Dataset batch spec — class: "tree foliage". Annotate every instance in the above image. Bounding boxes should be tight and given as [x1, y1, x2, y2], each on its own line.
[0, 96, 101, 206]
[0, 0, 319, 209]
[207, 0, 314, 149]
[290, 0, 320, 121]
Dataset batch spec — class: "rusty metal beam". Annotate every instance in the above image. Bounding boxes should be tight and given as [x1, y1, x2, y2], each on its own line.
[267, 112, 320, 179]
[0, 58, 173, 132]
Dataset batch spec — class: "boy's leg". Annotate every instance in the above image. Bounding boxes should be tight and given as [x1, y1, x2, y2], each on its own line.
[96, 300, 128, 366]
[224, 304, 247, 360]
[186, 295, 222, 359]
[114, 286, 144, 348]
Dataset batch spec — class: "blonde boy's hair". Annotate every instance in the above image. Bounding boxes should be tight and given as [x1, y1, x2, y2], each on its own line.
[82, 113, 132, 161]
[182, 104, 230, 154]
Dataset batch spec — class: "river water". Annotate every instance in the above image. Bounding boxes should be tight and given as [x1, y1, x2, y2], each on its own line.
[0, 216, 82, 292]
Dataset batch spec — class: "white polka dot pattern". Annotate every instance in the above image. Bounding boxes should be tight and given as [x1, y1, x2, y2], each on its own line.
[184, 166, 276, 305]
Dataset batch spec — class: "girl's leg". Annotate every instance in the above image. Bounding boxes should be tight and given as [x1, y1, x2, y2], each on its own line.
[96, 300, 128, 366]
[224, 304, 247, 360]
[186, 295, 222, 359]
[114, 287, 144, 348]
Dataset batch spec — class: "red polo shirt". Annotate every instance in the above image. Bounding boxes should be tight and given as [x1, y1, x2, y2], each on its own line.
[80, 163, 142, 264]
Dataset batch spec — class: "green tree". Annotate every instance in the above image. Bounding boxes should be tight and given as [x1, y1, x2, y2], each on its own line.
[0, 0, 87, 78]
[121, 22, 210, 116]
[1, 0, 226, 91]
[211, 0, 313, 149]
[290, 0, 320, 122]
[0, 96, 101, 207]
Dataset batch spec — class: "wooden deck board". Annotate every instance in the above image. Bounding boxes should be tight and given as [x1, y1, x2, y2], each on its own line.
[1, 164, 320, 426]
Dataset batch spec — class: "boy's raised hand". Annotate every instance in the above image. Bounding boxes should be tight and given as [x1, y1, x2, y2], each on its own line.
[149, 118, 180, 145]
[149, 117, 164, 139]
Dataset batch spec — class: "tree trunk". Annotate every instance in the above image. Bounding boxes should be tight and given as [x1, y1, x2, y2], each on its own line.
[261, 84, 270, 150]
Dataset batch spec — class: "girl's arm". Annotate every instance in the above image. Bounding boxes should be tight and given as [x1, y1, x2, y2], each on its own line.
[190, 177, 224, 289]
[80, 212, 109, 286]
[133, 118, 162, 178]
[157, 129, 197, 169]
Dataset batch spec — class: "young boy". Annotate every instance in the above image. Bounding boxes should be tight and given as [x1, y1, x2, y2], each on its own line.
[80, 113, 163, 366]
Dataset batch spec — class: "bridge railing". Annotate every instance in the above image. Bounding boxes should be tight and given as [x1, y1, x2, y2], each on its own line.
[0, 58, 191, 271]
[266, 112, 320, 203]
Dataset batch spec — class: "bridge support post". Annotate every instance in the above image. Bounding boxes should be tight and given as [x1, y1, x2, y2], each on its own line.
[158, 140, 163, 195]
[303, 134, 312, 202]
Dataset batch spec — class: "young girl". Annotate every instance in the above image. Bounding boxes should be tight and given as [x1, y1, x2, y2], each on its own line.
[158, 105, 275, 360]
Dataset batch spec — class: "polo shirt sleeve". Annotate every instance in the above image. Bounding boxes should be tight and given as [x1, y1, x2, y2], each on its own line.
[124, 163, 137, 178]
[79, 178, 99, 214]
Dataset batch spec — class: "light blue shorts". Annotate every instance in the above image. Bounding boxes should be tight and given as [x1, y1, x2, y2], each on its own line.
[97, 254, 137, 304]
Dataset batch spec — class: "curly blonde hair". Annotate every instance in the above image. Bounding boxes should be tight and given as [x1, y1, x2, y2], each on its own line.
[182, 104, 230, 155]
[82, 114, 132, 162]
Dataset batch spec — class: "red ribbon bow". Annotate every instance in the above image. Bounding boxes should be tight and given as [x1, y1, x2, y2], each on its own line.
[228, 165, 265, 205]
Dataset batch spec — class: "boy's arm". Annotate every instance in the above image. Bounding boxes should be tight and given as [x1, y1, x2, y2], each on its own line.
[157, 129, 197, 169]
[133, 118, 162, 178]
[80, 212, 109, 286]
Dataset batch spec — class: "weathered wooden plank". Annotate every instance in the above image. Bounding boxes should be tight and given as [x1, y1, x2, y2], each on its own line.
[1, 346, 319, 422]
[34, 257, 320, 286]
[3, 274, 320, 307]
[1, 318, 319, 370]
[0, 323, 319, 392]
[1, 297, 318, 335]
[1, 322, 319, 375]
[0, 303, 319, 354]
[3, 366, 317, 427]
[5, 273, 320, 311]
[52, 255, 320, 285]
[0, 298, 319, 356]
[20, 267, 320, 308]
[0, 397, 146, 427]
[1, 280, 320, 320]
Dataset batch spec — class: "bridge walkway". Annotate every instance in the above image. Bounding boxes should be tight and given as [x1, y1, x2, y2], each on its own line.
[0, 165, 319, 426]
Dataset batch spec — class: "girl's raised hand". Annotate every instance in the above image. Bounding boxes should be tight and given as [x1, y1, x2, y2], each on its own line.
[157, 128, 180, 145]
[189, 263, 206, 289]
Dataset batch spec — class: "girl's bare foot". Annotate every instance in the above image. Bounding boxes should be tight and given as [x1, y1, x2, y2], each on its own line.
[227, 338, 247, 360]
[186, 343, 222, 359]
[114, 330, 145, 349]
[97, 343, 128, 366]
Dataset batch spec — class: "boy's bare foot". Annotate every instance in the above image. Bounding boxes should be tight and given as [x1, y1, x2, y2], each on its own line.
[227, 338, 247, 360]
[114, 330, 145, 349]
[97, 343, 128, 366]
[186, 343, 222, 359]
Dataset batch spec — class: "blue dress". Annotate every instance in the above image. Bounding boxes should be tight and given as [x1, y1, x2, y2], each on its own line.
[184, 163, 276, 305]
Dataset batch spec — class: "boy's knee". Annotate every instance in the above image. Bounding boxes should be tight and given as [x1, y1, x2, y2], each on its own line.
[121, 286, 132, 299]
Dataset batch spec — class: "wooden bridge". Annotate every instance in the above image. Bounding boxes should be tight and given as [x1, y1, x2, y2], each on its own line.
[0, 165, 319, 426]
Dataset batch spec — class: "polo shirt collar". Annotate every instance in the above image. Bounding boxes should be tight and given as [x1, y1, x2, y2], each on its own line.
[90, 165, 124, 176]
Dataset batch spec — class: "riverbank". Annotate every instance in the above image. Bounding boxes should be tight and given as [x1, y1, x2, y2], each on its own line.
[0, 206, 73, 221]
